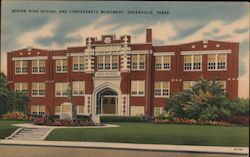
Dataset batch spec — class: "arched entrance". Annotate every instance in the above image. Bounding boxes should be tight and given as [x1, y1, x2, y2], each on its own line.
[96, 88, 118, 115]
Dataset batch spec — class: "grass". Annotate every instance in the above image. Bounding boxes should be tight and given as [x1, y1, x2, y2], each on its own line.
[46, 123, 249, 147]
[0, 120, 31, 139]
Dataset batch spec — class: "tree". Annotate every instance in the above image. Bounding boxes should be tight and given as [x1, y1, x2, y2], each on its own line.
[0, 72, 29, 115]
[165, 78, 232, 121]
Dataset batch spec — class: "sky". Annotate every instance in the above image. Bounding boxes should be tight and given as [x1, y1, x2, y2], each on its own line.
[1, 1, 249, 98]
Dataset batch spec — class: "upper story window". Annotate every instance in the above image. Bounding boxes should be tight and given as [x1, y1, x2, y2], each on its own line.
[15, 82, 28, 94]
[184, 55, 202, 71]
[208, 54, 227, 70]
[31, 105, 45, 115]
[73, 81, 85, 96]
[32, 82, 45, 97]
[73, 56, 84, 72]
[32, 60, 46, 74]
[55, 82, 68, 97]
[56, 59, 68, 73]
[97, 55, 118, 71]
[131, 54, 145, 70]
[15, 61, 28, 74]
[155, 56, 171, 70]
[131, 80, 145, 96]
[183, 81, 196, 90]
[155, 81, 170, 97]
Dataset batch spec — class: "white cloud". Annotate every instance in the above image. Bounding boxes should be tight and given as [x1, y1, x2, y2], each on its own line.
[16, 19, 61, 50]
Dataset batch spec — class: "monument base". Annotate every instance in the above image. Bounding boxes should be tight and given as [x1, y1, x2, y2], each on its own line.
[60, 102, 77, 120]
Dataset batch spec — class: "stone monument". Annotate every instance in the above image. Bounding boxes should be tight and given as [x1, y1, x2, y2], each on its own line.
[60, 82, 77, 120]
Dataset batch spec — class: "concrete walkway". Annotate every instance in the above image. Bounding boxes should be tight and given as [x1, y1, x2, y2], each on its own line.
[5, 123, 119, 141]
[0, 140, 248, 155]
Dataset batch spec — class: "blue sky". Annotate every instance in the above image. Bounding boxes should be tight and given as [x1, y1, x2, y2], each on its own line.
[1, 1, 249, 98]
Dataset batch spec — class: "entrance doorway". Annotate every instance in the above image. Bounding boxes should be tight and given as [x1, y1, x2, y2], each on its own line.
[96, 88, 118, 115]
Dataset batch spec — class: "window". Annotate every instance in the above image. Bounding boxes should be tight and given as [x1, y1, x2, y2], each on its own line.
[97, 55, 119, 71]
[183, 81, 196, 90]
[15, 61, 28, 74]
[130, 106, 144, 116]
[155, 56, 171, 70]
[154, 81, 170, 97]
[208, 54, 227, 70]
[54, 106, 61, 115]
[31, 105, 45, 115]
[32, 60, 46, 74]
[56, 59, 68, 73]
[77, 105, 84, 115]
[131, 80, 145, 96]
[154, 107, 164, 116]
[15, 82, 28, 94]
[32, 82, 45, 96]
[217, 80, 226, 89]
[73, 81, 85, 96]
[184, 55, 202, 71]
[131, 54, 145, 70]
[73, 56, 84, 71]
[55, 82, 68, 97]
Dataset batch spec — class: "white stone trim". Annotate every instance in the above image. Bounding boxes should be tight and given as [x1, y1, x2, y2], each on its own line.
[130, 50, 149, 54]
[154, 52, 175, 56]
[181, 50, 231, 55]
[12, 56, 48, 61]
[52, 56, 68, 60]
[69, 53, 86, 57]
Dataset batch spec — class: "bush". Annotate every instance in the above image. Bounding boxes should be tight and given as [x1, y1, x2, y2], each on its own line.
[100, 116, 154, 123]
[77, 115, 90, 121]
[2, 112, 31, 120]
[223, 116, 249, 126]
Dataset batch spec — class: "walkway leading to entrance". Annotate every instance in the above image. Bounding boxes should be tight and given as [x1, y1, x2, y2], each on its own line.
[6, 127, 52, 141]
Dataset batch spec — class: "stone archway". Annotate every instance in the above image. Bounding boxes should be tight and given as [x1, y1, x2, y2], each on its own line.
[96, 88, 118, 115]
[92, 82, 121, 115]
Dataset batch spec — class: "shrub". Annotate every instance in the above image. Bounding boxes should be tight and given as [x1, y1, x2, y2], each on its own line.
[100, 116, 154, 123]
[2, 112, 31, 120]
[224, 116, 249, 126]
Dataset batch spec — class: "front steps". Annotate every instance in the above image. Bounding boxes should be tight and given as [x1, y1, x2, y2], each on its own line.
[7, 128, 52, 141]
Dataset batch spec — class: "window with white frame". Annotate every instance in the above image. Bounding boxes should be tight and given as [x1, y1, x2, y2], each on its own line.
[15, 60, 28, 74]
[56, 59, 68, 73]
[131, 80, 145, 96]
[97, 55, 118, 71]
[32, 60, 46, 74]
[15, 82, 28, 94]
[32, 82, 45, 96]
[73, 56, 84, 71]
[55, 82, 68, 97]
[73, 81, 85, 96]
[77, 105, 84, 115]
[208, 54, 227, 70]
[131, 54, 145, 70]
[154, 81, 170, 97]
[183, 81, 197, 90]
[154, 107, 164, 116]
[184, 55, 202, 71]
[31, 105, 45, 115]
[54, 106, 61, 115]
[155, 56, 171, 70]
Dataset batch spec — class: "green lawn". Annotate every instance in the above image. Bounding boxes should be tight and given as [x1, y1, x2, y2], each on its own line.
[0, 120, 31, 139]
[46, 123, 249, 147]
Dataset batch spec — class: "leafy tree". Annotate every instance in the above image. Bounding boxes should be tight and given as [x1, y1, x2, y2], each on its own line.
[0, 72, 29, 115]
[166, 78, 232, 121]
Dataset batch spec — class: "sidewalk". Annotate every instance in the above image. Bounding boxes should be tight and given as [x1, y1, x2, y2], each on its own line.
[0, 140, 248, 155]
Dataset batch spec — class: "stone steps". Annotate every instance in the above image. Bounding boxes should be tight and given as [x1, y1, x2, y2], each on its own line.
[8, 127, 52, 141]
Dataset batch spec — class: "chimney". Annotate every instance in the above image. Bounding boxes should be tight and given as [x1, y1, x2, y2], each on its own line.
[146, 28, 152, 43]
